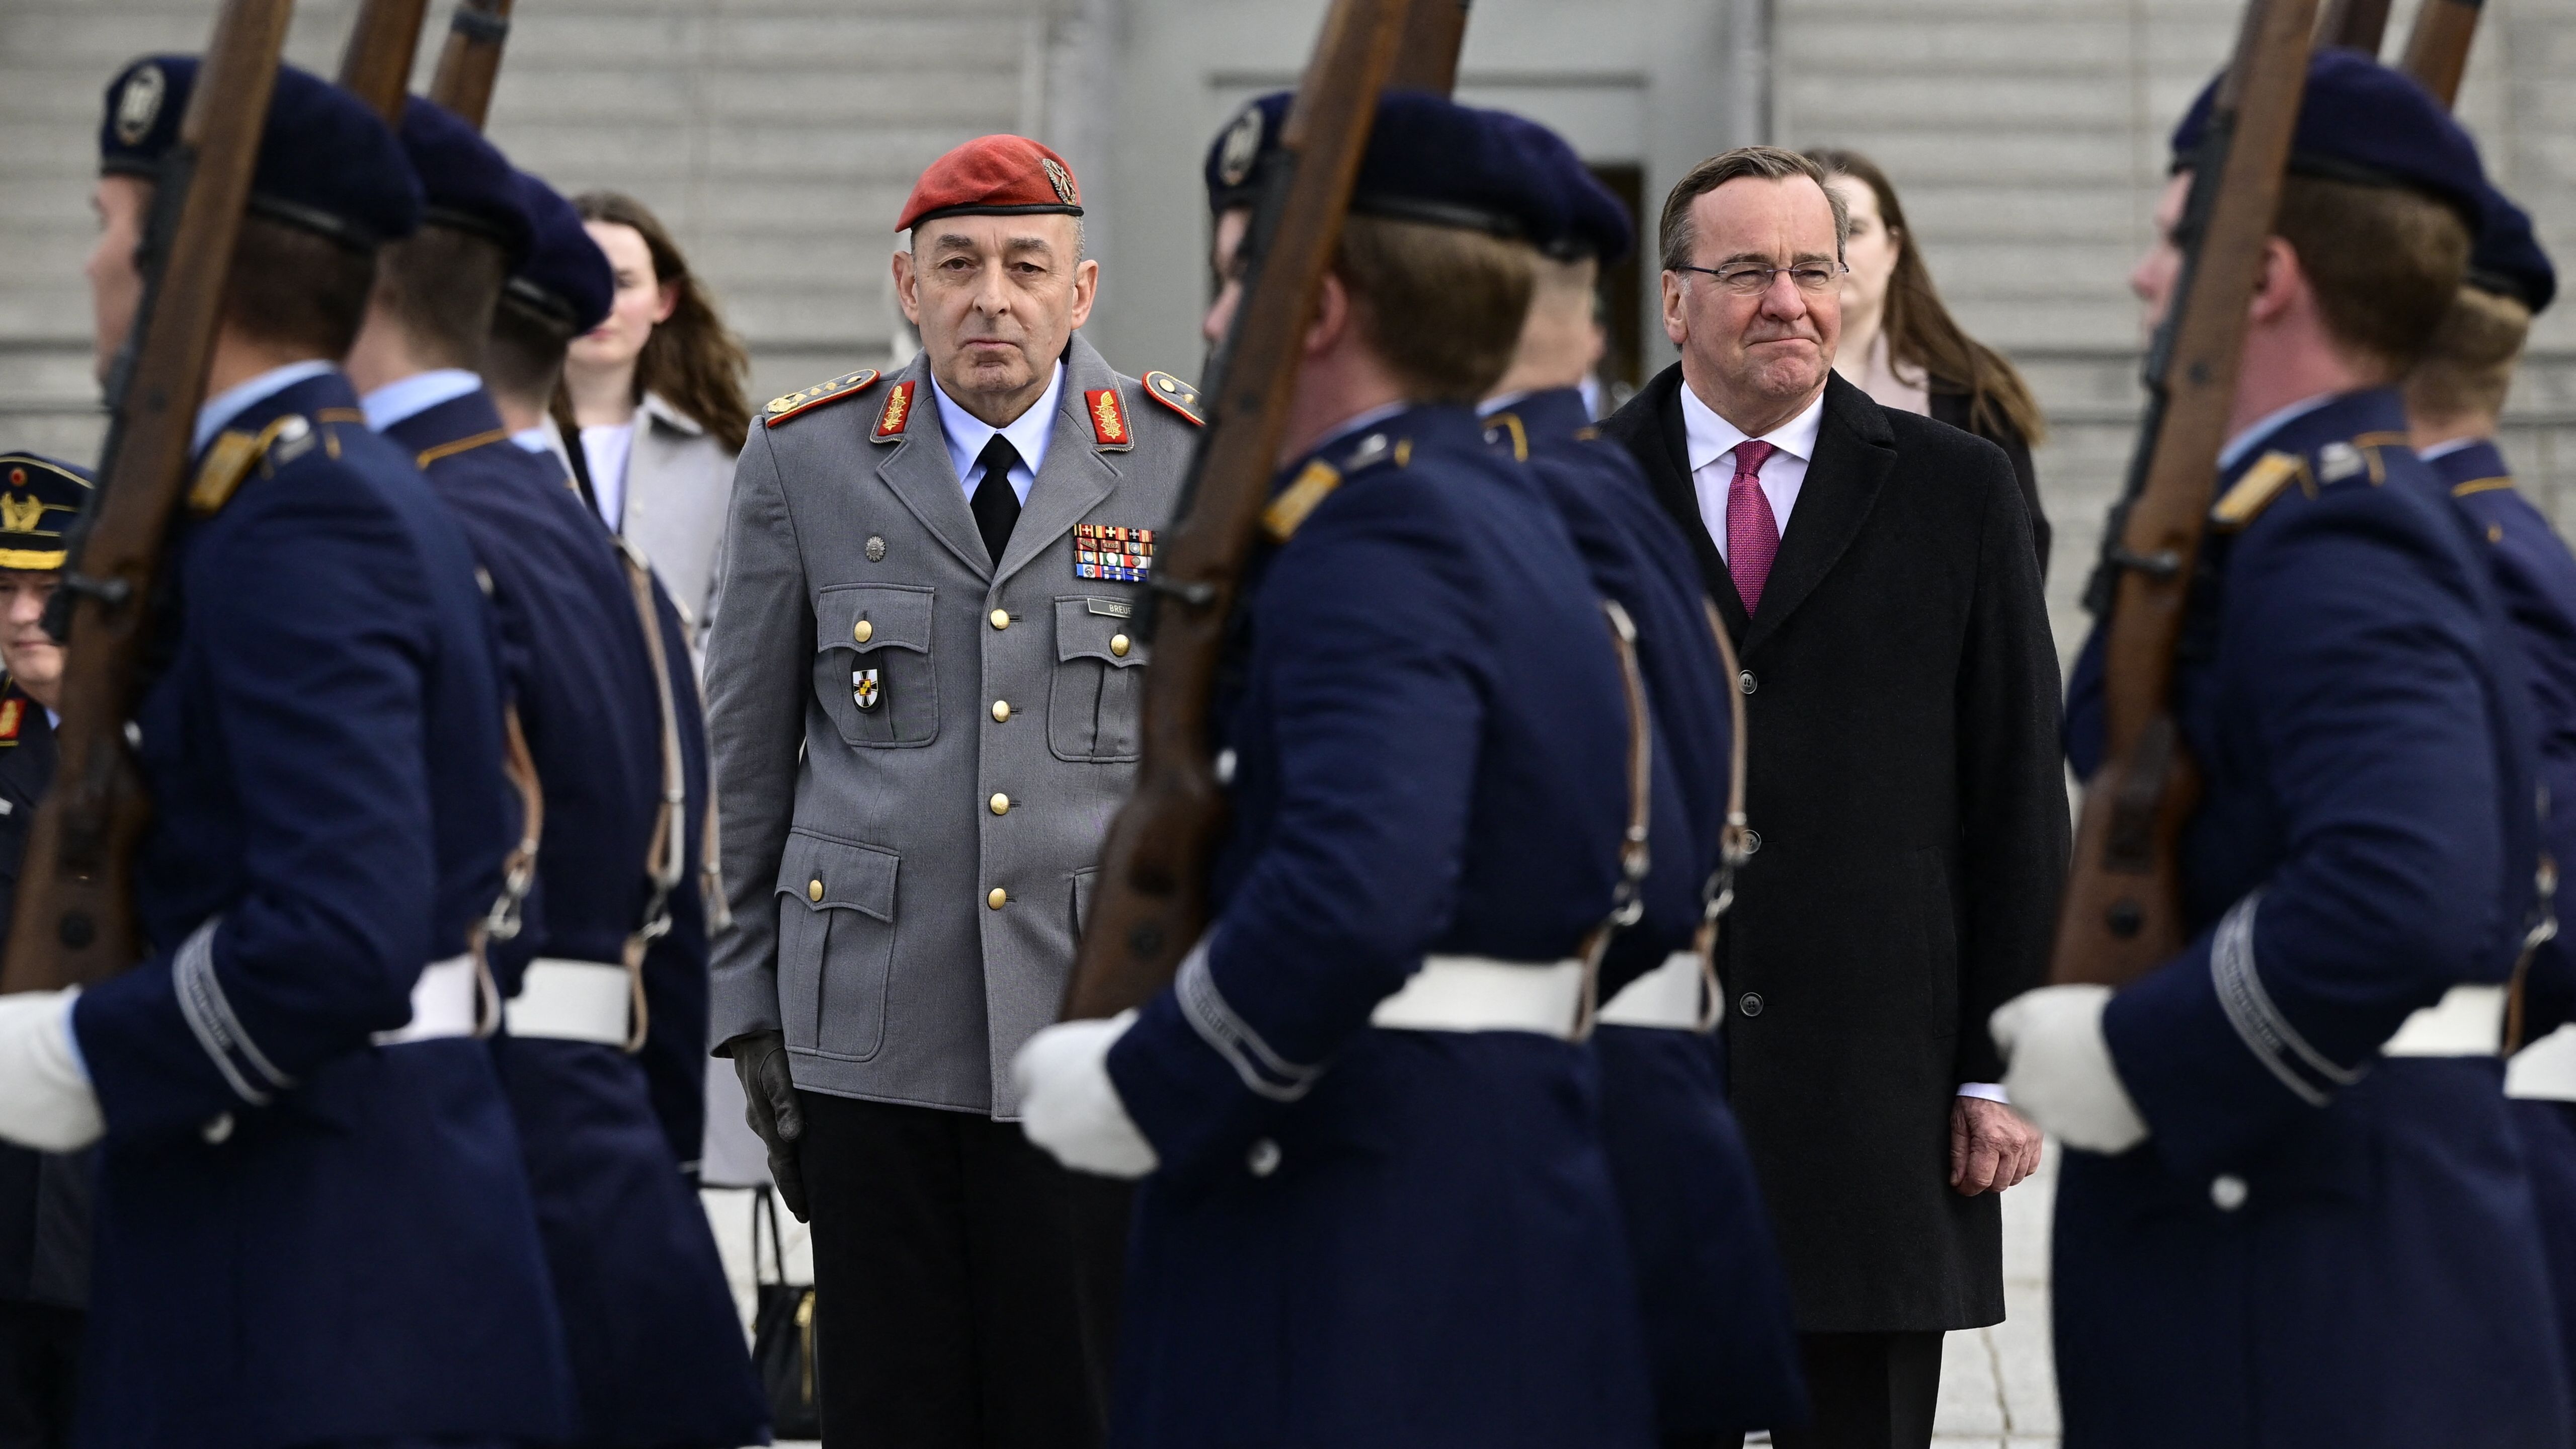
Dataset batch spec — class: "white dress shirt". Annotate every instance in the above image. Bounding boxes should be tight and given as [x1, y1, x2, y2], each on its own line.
[2218, 392, 2337, 472]
[580, 421, 637, 531]
[1680, 383, 1827, 562]
[933, 361, 1064, 506]
[358, 368, 482, 432]
[192, 359, 338, 454]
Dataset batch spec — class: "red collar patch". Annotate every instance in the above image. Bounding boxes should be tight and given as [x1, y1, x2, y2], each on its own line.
[0, 697, 25, 743]
[1086, 388, 1130, 446]
[874, 380, 918, 440]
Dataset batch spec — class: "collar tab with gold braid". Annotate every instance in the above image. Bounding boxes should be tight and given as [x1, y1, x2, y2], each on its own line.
[1261, 428, 1413, 543]
[191, 413, 328, 517]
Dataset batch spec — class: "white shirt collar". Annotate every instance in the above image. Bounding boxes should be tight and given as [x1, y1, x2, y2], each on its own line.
[510, 425, 556, 453]
[2217, 392, 2339, 472]
[1307, 401, 1414, 462]
[933, 360, 1064, 501]
[2416, 436, 2479, 463]
[192, 360, 339, 455]
[359, 368, 484, 432]
[1680, 382, 1826, 475]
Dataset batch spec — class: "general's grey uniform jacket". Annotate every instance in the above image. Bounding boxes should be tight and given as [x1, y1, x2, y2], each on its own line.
[706, 336, 1200, 1115]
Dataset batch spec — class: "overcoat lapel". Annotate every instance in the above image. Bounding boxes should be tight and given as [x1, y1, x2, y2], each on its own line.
[995, 336, 1124, 588]
[1740, 373, 1895, 655]
[871, 357, 994, 580]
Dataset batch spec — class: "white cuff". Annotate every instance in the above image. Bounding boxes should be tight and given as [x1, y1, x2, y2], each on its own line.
[1955, 1082, 2009, 1104]
[0, 990, 104, 1152]
[1990, 985, 2149, 1155]
[1012, 1011, 1158, 1180]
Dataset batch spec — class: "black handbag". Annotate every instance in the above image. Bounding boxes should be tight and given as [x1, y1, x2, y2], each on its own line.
[750, 1187, 823, 1438]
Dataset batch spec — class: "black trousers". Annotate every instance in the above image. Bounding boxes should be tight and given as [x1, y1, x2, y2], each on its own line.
[1760, 1330, 1943, 1449]
[797, 1092, 1130, 1449]
[0, 1302, 78, 1449]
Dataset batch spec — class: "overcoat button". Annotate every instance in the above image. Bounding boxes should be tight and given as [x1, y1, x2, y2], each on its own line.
[990, 609, 1010, 630]
[1738, 670, 1757, 696]
[990, 793, 1011, 816]
[1247, 1138, 1282, 1177]
[852, 619, 873, 644]
[1743, 829, 1762, 855]
[2211, 1174, 2249, 1212]
[991, 699, 1012, 722]
[987, 888, 1008, 910]
[1110, 633, 1131, 657]
[1738, 992, 1764, 1018]
[808, 878, 823, 902]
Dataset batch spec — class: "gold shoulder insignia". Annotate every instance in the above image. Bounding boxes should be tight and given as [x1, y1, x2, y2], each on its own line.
[1142, 371, 1205, 427]
[1485, 413, 1530, 462]
[2210, 450, 2311, 532]
[763, 369, 884, 429]
[2451, 475, 2514, 499]
[189, 414, 313, 516]
[1262, 460, 1342, 542]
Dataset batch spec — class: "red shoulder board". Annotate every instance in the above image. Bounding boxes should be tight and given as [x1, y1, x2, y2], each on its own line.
[1142, 371, 1204, 426]
[873, 380, 918, 440]
[1086, 388, 1130, 446]
[762, 369, 882, 429]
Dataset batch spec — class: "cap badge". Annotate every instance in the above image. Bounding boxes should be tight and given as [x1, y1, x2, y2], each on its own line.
[1074, 522, 1153, 583]
[1042, 156, 1078, 206]
[0, 494, 43, 535]
[1086, 388, 1129, 446]
[115, 63, 166, 146]
[1217, 106, 1264, 188]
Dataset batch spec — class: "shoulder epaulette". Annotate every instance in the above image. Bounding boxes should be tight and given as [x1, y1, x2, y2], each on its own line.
[1142, 371, 1204, 427]
[190, 413, 317, 516]
[2210, 450, 2311, 532]
[762, 369, 883, 429]
[1263, 460, 1341, 542]
[2451, 475, 2515, 500]
[1484, 412, 1530, 462]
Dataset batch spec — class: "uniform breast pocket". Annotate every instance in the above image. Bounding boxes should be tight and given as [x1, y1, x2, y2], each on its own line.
[773, 830, 900, 1063]
[815, 584, 938, 748]
[1049, 595, 1149, 763]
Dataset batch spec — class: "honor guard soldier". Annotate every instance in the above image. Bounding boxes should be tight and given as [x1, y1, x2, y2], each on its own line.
[0, 58, 576, 1446]
[0, 453, 89, 1447]
[2403, 179, 2576, 1409]
[706, 135, 1198, 1443]
[1014, 92, 1658, 1447]
[1483, 114, 1809, 1445]
[346, 101, 766, 1449]
[1994, 52, 2575, 1447]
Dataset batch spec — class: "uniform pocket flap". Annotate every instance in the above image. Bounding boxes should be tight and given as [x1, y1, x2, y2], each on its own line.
[774, 831, 899, 920]
[1055, 596, 1149, 668]
[819, 583, 934, 655]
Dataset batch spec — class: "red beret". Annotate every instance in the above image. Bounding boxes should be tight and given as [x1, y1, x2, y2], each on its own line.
[897, 135, 1085, 234]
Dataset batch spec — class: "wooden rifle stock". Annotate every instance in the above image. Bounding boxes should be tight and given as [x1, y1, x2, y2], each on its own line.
[0, 0, 293, 996]
[2050, 0, 2319, 989]
[2315, 0, 2391, 52]
[427, 0, 515, 129]
[338, 0, 432, 123]
[2400, 0, 2484, 107]
[1059, 0, 1459, 1021]
[1389, 0, 1471, 91]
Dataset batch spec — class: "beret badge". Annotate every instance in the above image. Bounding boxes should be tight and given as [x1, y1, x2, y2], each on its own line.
[115, 63, 166, 146]
[1217, 106, 1264, 188]
[1042, 155, 1077, 206]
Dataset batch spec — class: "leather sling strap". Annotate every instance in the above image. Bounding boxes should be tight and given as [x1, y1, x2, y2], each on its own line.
[616, 538, 687, 1054]
[2507, 853, 2559, 1054]
[1694, 597, 1753, 1031]
[1574, 599, 1655, 1042]
[468, 704, 543, 1036]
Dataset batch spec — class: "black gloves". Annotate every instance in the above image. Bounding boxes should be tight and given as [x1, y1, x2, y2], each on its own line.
[728, 1029, 808, 1221]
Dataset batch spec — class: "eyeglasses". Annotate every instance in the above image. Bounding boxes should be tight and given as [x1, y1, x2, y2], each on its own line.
[1675, 262, 1847, 296]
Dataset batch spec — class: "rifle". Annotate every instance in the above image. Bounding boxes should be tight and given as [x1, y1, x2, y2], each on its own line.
[1389, 0, 1471, 92]
[1059, 0, 1463, 1020]
[2316, 0, 2390, 52]
[2050, 0, 2320, 989]
[0, 0, 294, 996]
[337, 0, 431, 123]
[427, 0, 515, 129]
[2400, 0, 2484, 107]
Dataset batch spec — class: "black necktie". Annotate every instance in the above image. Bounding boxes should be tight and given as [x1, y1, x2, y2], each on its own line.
[971, 435, 1023, 566]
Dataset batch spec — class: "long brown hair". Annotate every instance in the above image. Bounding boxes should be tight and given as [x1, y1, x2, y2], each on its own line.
[570, 190, 753, 451]
[1803, 148, 2046, 445]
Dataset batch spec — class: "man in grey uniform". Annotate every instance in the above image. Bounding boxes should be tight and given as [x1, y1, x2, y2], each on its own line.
[707, 134, 1201, 1447]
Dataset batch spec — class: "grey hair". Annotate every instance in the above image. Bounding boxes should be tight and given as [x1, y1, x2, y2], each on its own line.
[1657, 145, 1850, 274]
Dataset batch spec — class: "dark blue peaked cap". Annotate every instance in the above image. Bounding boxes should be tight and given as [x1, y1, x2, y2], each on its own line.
[2169, 48, 2485, 226]
[1204, 89, 1560, 244]
[2469, 181, 2555, 315]
[504, 170, 614, 334]
[399, 95, 532, 266]
[1491, 110, 1633, 264]
[98, 55, 421, 249]
[0, 452, 93, 573]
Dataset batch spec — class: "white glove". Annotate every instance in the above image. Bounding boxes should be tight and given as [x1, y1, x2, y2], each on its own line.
[1014, 1010, 1158, 1180]
[0, 990, 103, 1152]
[1990, 985, 2150, 1155]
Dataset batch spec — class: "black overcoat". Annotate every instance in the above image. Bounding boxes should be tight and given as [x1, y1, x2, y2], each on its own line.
[0, 690, 87, 1314]
[1601, 367, 2069, 1331]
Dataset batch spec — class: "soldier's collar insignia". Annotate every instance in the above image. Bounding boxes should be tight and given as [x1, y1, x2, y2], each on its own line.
[1074, 522, 1154, 582]
[1263, 459, 1342, 542]
[2452, 475, 2515, 499]
[873, 379, 918, 441]
[764, 369, 883, 429]
[1143, 371, 1204, 427]
[2210, 450, 2312, 532]
[189, 414, 313, 516]
[1086, 387, 1132, 448]
[1484, 412, 1530, 462]
[0, 696, 26, 744]
[2315, 440, 2370, 485]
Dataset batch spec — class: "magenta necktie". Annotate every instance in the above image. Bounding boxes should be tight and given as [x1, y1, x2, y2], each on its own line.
[1725, 440, 1781, 614]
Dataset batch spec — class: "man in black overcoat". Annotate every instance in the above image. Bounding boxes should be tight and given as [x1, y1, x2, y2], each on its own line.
[1600, 147, 2068, 1449]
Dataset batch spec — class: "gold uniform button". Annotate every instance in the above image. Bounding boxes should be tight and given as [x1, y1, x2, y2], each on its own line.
[852, 619, 873, 644]
[990, 793, 1011, 816]
[990, 609, 1011, 630]
[1110, 633, 1131, 658]
[991, 699, 1012, 722]
[987, 888, 1008, 910]
[808, 878, 823, 902]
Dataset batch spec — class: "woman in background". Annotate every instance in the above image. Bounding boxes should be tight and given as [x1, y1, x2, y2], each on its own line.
[1806, 147, 2053, 575]
[559, 190, 752, 654]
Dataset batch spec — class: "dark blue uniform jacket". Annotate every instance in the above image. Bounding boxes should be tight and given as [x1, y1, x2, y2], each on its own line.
[2057, 389, 2570, 1448]
[0, 690, 89, 1317]
[384, 388, 765, 1449]
[67, 369, 574, 1448]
